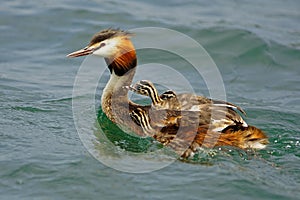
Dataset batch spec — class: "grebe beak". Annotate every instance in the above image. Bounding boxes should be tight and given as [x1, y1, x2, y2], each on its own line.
[66, 46, 94, 58]
[67, 41, 104, 58]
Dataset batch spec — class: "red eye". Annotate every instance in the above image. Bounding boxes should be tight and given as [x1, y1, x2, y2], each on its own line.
[99, 43, 106, 48]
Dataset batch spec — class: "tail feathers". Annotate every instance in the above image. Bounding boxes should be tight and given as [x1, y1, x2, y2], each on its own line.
[221, 125, 268, 149]
[181, 125, 268, 158]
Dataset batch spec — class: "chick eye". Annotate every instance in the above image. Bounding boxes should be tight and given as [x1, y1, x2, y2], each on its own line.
[99, 43, 106, 48]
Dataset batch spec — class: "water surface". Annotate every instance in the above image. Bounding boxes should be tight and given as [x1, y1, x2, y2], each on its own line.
[1, 0, 300, 199]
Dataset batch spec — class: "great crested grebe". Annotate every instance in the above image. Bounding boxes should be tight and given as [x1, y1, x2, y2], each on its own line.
[128, 80, 178, 109]
[129, 80, 245, 112]
[67, 28, 268, 158]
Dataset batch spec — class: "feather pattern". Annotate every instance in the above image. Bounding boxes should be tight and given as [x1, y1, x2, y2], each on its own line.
[129, 80, 268, 158]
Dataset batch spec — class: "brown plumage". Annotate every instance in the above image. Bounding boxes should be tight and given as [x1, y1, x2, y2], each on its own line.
[130, 108, 268, 158]
[129, 80, 268, 157]
[67, 28, 269, 158]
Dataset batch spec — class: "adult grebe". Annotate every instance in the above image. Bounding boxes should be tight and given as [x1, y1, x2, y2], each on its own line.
[67, 28, 268, 158]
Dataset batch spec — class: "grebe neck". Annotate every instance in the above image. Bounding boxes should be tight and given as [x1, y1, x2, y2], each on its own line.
[101, 50, 137, 120]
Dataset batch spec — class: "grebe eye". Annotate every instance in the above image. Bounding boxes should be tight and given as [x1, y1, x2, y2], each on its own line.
[99, 43, 106, 48]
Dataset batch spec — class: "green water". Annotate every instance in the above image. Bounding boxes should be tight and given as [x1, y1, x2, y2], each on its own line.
[1, 0, 300, 199]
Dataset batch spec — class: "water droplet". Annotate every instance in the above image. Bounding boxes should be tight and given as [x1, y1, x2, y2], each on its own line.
[16, 179, 23, 185]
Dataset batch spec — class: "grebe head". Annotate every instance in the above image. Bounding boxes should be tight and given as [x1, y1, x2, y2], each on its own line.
[160, 90, 176, 100]
[67, 28, 134, 58]
[130, 80, 156, 97]
[67, 28, 137, 76]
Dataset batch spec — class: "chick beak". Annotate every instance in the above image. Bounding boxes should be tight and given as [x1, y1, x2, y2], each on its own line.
[67, 46, 94, 58]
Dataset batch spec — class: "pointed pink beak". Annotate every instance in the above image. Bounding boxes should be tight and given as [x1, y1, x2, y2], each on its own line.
[67, 47, 94, 58]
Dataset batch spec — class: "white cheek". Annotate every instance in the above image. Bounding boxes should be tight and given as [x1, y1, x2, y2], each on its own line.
[92, 40, 118, 57]
[93, 47, 111, 57]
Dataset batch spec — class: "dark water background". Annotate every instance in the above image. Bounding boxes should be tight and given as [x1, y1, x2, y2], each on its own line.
[1, 0, 300, 199]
